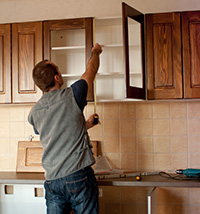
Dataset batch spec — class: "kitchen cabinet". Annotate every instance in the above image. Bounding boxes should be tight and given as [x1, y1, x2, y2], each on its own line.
[12, 21, 43, 103]
[0, 24, 11, 103]
[146, 11, 200, 99]
[94, 3, 145, 101]
[44, 18, 94, 101]
[0, 21, 43, 104]
[182, 11, 200, 98]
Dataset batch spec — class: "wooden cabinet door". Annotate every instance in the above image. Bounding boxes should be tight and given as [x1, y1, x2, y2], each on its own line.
[122, 2, 145, 99]
[12, 22, 43, 103]
[182, 11, 200, 98]
[146, 13, 182, 99]
[0, 24, 11, 103]
[44, 18, 93, 101]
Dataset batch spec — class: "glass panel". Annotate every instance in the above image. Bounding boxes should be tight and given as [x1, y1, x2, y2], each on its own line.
[128, 17, 143, 88]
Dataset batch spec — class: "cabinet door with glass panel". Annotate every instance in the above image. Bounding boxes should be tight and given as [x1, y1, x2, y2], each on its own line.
[44, 18, 93, 101]
[94, 3, 145, 101]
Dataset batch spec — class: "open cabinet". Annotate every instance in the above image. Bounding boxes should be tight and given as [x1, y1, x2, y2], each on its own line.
[44, 18, 93, 101]
[94, 2, 145, 101]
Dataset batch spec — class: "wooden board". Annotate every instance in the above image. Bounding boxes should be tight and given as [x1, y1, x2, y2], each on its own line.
[17, 141, 98, 173]
[17, 141, 44, 172]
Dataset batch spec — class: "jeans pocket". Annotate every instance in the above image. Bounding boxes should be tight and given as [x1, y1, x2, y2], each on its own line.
[66, 176, 89, 204]
[44, 181, 59, 200]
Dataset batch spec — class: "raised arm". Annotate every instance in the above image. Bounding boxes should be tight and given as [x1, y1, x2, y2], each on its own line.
[80, 43, 102, 90]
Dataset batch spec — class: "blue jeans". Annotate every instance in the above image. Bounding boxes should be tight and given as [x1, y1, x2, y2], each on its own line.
[44, 166, 98, 214]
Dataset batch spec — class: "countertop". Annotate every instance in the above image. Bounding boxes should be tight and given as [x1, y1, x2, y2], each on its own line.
[0, 172, 200, 188]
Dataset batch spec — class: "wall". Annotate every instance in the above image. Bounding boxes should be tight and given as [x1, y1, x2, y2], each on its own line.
[1, 101, 200, 213]
[0, 0, 199, 24]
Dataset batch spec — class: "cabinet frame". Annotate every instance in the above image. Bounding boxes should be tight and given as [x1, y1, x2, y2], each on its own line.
[44, 18, 94, 101]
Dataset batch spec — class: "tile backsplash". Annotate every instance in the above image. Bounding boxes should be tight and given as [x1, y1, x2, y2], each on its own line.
[1, 101, 200, 213]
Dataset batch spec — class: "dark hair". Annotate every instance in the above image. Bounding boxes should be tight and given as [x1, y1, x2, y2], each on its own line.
[33, 60, 58, 92]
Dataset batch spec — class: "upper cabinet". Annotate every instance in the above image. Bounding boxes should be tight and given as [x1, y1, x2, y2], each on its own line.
[0, 24, 11, 103]
[182, 11, 200, 98]
[44, 18, 93, 101]
[0, 21, 43, 104]
[12, 22, 43, 103]
[146, 12, 182, 99]
[146, 11, 200, 99]
[94, 3, 145, 101]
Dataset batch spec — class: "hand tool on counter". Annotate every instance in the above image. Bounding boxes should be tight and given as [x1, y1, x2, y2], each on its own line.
[95, 171, 160, 180]
[176, 168, 200, 177]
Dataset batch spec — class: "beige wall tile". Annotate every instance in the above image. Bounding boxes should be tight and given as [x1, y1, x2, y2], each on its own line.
[137, 136, 153, 153]
[153, 103, 170, 119]
[137, 153, 154, 171]
[188, 135, 200, 153]
[154, 137, 170, 153]
[136, 103, 152, 119]
[103, 136, 119, 153]
[119, 102, 135, 119]
[190, 153, 200, 168]
[0, 154, 10, 170]
[136, 119, 153, 136]
[0, 107, 9, 121]
[171, 102, 187, 119]
[188, 118, 200, 135]
[103, 103, 119, 120]
[188, 102, 200, 118]
[171, 136, 188, 153]
[120, 136, 136, 153]
[120, 119, 135, 136]
[121, 153, 136, 171]
[154, 154, 171, 171]
[190, 206, 200, 214]
[171, 119, 187, 136]
[10, 106, 25, 121]
[10, 122, 25, 138]
[0, 122, 9, 138]
[171, 153, 188, 171]
[153, 119, 170, 136]
[0, 139, 10, 154]
[103, 119, 119, 137]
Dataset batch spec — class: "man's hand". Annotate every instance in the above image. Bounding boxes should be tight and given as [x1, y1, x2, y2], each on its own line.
[86, 114, 99, 129]
[92, 43, 102, 56]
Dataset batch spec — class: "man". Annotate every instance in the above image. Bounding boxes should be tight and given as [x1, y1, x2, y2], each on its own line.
[28, 43, 102, 214]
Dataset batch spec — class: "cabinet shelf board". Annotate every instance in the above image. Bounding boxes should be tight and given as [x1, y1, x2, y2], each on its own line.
[52, 46, 85, 50]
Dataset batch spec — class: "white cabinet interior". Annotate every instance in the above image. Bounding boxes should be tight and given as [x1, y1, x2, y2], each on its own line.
[0, 184, 45, 214]
[51, 28, 86, 88]
[50, 17, 143, 101]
